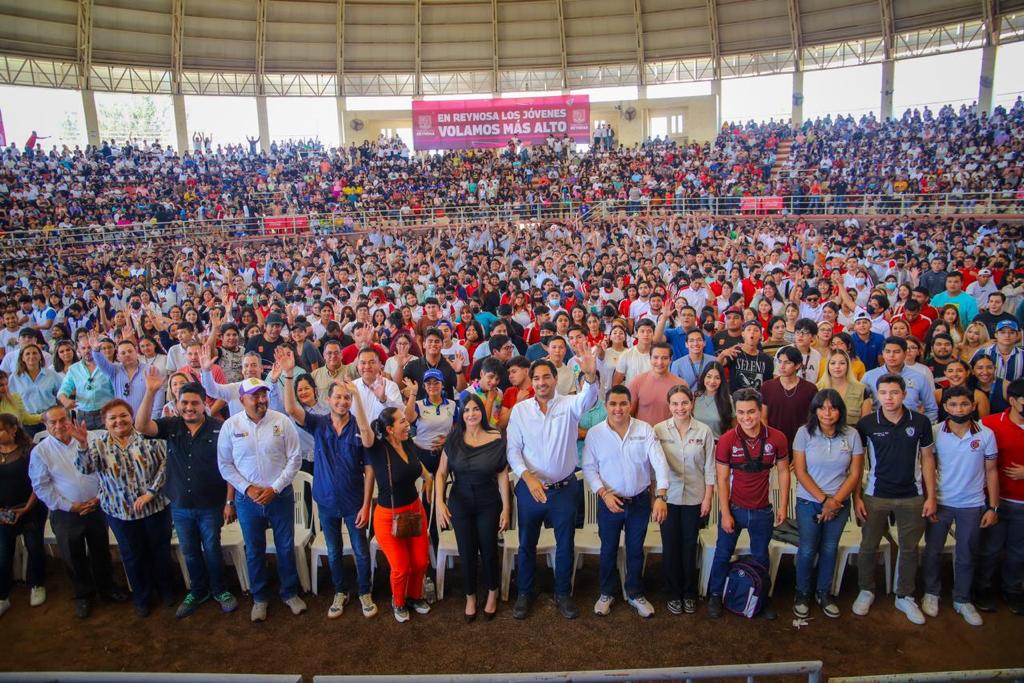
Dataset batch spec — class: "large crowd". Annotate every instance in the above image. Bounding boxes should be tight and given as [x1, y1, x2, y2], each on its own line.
[0, 102, 1022, 633]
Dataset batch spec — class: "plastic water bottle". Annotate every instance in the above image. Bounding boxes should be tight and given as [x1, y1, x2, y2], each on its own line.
[423, 576, 437, 604]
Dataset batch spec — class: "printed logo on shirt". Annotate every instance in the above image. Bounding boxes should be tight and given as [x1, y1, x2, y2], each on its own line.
[234, 432, 249, 438]
[970, 439, 981, 450]
[687, 437, 705, 446]
[273, 425, 282, 437]
[905, 426, 915, 437]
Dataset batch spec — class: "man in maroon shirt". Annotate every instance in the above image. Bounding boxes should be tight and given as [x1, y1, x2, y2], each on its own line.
[761, 346, 818, 447]
[707, 388, 790, 620]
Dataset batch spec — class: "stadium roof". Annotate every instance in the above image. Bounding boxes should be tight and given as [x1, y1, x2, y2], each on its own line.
[0, 0, 1022, 96]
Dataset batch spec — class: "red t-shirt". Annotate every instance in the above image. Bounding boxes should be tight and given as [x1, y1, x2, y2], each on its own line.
[715, 426, 789, 510]
[341, 343, 388, 365]
[502, 385, 535, 410]
[981, 410, 1024, 504]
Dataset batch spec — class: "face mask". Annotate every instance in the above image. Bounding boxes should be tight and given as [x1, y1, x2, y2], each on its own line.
[948, 413, 973, 424]
[717, 274, 726, 281]
[855, 277, 867, 286]
[885, 282, 897, 290]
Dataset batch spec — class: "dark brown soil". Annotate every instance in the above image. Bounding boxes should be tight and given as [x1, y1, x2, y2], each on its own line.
[3, 555, 1021, 681]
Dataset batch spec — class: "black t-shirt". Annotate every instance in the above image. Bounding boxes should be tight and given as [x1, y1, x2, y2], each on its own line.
[727, 349, 774, 391]
[366, 438, 423, 508]
[975, 310, 1017, 336]
[713, 330, 743, 353]
[403, 356, 459, 400]
[856, 408, 935, 498]
[245, 334, 284, 371]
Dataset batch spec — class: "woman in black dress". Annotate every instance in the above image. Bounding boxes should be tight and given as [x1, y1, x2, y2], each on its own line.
[434, 394, 510, 621]
[0, 412, 47, 617]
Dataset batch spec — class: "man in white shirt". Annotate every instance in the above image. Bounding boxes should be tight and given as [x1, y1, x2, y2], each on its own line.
[582, 385, 669, 618]
[217, 378, 306, 622]
[352, 347, 404, 420]
[507, 348, 599, 620]
[28, 405, 127, 618]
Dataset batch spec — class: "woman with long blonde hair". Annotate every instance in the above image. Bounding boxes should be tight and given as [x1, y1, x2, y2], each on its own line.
[958, 321, 991, 363]
[816, 350, 873, 426]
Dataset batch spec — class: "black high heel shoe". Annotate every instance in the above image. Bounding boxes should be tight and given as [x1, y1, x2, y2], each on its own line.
[464, 611, 477, 623]
[482, 609, 496, 621]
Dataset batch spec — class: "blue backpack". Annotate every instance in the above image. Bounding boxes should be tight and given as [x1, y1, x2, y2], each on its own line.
[722, 559, 770, 618]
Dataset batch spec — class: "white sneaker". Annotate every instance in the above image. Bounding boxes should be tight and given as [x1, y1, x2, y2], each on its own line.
[0, 598, 10, 618]
[359, 593, 378, 618]
[894, 596, 926, 625]
[251, 601, 268, 622]
[594, 594, 615, 616]
[284, 595, 307, 615]
[921, 593, 939, 617]
[29, 586, 46, 607]
[627, 595, 655, 619]
[954, 601, 983, 626]
[852, 590, 875, 616]
[327, 592, 349, 619]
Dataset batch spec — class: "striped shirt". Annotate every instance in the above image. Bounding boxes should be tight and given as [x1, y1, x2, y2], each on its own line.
[75, 431, 168, 521]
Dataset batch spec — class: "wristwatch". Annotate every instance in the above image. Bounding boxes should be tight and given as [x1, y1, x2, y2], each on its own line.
[655, 493, 668, 503]
[226, 500, 236, 507]
[985, 505, 998, 514]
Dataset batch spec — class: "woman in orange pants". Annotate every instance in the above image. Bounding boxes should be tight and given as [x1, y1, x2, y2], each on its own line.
[349, 389, 433, 623]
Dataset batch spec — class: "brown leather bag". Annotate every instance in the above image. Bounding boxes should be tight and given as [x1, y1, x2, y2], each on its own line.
[385, 443, 423, 539]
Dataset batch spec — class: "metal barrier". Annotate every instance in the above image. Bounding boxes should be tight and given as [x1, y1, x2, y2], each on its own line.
[0, 675, 302, 683]
[829, 668, 1024, 683]
[314, 660, 824, 683]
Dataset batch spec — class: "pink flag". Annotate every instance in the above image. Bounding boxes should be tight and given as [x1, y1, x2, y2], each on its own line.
[0, 108, 6, 147]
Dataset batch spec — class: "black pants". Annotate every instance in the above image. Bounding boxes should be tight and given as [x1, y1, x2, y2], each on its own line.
[449, 481, 501, 596]
[50, 508, 116, 600]
[662, 503, 702, 601]
[106, 508, 175, 609]
[0, 505, 47, 600]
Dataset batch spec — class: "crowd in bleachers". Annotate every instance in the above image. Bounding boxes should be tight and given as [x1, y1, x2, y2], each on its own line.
[0, 101, 1022, 630]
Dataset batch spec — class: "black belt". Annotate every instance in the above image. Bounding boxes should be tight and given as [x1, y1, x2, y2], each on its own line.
[545, 475, 576, 490]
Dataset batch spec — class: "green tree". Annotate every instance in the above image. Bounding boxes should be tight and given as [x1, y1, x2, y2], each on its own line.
[97, 95, 172, 144]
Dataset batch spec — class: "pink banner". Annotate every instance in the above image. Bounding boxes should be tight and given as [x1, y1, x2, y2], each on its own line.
[740, 196, 784, 214]
[412, 95, 590, 150]
[0, 109, 5, 147]
[264, 215, 310, 235]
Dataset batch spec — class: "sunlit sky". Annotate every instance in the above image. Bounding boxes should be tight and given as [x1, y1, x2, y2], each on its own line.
[1, 43, 1023, 149]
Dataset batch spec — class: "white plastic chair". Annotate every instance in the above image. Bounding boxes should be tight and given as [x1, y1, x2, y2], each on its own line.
[433, 480, 461, 601]
[263, 470, 313, 592]
[833, 517, 892, 595]
[570, 475, 629, 597]
[697, 495, 753, 597]
[500, 474, 558, 601]
[309, 499, 369, 596]
[767, 474, 798, 596]
[170, 519, 250, 592]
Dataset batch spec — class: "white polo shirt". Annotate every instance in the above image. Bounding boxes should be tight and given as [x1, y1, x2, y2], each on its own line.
[932, 420, 998, 508]
[217, 408, 301, 494]
[582, 417, 670, 499]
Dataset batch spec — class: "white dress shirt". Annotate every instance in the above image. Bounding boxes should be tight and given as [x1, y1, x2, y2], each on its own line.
[217, 408, 301, 494]
[354, 375, 404, 421]
[29, 433, 101, 512]
[507, 379, 599, 485]
[654, 417, 716, 506]
[582, 418, 669, 498]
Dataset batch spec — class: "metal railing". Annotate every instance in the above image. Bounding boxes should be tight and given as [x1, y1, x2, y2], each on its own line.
[314, 661, 825, 683]
[0, 675, 302, 683]
[2, 192, 1022, 252]
[829, 668, 1024, 683]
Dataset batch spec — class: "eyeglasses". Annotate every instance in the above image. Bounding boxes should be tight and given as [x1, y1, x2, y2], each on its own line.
[123, 382, 131, 396]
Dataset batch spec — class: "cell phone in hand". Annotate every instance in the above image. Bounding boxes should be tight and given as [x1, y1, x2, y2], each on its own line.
[0, 510, 16, 524]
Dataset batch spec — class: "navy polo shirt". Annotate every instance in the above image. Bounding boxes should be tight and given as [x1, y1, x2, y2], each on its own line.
[301, 412, 367, 517]
[154, 416, 225, 509]
[851, 331, 886, 371]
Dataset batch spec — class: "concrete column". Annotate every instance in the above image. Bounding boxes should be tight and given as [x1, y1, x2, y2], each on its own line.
[881, 58, 895, 120]
[256, 95, 270, 153]
[172, 93, 188, 153]
[710, 78, 722, 131]
[791, 69, 804, 126]
[81, 89, 100, 147]
[336, 96, 348, 146]
[979, 42, 998, 115]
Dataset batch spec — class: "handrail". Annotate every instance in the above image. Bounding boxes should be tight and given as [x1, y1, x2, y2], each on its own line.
[829, 668, 1024, 682]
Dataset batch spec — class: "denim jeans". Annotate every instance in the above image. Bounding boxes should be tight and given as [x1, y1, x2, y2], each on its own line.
[515, 476, 578, 597]
[924, 504, 983, 604]
[976, 499, 1024, 598]
[317, 505, 371, 596]
[235, 486, 299, 603]
[795, 498, 849, 596]
[597, 493, 651, 599]
[106, 508, 175, 609]
[171, 506, 226, 597]
[0, 506, 47, 599]
[708, 504, 774, 597]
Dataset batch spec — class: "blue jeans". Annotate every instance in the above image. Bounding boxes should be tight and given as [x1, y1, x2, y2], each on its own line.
[317, 506, 371, 596]
[977, 499, 1024, 599]
[795, 498, 849, 596]
[171, 506, 226, 597]
[106, 508, 175, 609]
[235, 486, 299, 603]
[924, 504, 983, 604]
[515, 476, 577, 597]
[708, 504, 774, 597]
[597, 493, 651, 599]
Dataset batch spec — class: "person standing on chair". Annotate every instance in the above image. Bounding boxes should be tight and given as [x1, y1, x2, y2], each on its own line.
[706, 388, 790, 621]
[435, 393, 510, 622]
[280, 347, 378, 621]
[791, 388, 864, 620]
[217, 377, 306, 623]
[29, 405, 129, 618]
[852, 373, 937, 625]
[583, 384, 670, 619]
[507, 348, 600, 620]
[135, 367, 239, 619]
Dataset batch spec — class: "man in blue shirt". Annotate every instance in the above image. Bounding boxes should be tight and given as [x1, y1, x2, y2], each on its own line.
[280, 352, 377, 620]
[862, 337, 938, 421]
[850, 311, 885, 371]
[930, 272, 979, 325]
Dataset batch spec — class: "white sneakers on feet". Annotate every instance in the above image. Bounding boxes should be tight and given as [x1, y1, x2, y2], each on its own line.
[894, 596, 926, 625]
[251, 601, 268, 622]
[328, 592, 349, 619]
[921, 593, 939, 617]
[0, 598, 10, 618]
[284, 596, 307, 615]
[852, 590, 875, 616]
[359, 593, 378, 618]
[593, 594, 614, 616]
[29, 586, 46, 607]
[954, 601, 983, 626]
[627, 596, 655, 619]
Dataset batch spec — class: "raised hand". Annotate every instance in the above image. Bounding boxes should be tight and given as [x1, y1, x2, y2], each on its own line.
[402, 377, 418, 398]
[143, 365, 165, 393]
[198, 345, 216, 371]
[449, 353, 464, 373]
[69, 420, 90, 448]
[576, 343, 598, 379]
[274, 345, 296, 373]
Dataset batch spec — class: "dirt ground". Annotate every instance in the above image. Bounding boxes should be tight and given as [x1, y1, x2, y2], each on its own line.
[3, 554, 1022, 681]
